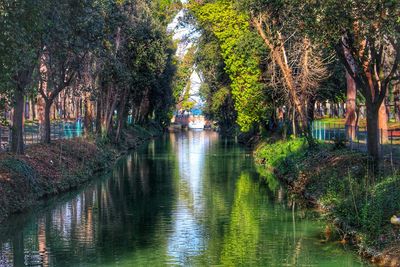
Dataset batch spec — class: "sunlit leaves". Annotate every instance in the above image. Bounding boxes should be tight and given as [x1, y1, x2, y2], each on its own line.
[190, 1, 267, 132]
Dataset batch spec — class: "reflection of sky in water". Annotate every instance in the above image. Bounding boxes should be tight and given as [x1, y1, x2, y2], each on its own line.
[52, 202, 72, 240]
[167, 131, 214, 264]
[167, 204, 205, 263]
[0, 130, 368, 267]
[178, 131, 206, 212]
[0, 243, 12, 266]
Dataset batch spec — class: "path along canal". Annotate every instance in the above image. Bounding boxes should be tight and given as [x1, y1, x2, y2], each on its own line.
[0, 131, 369, 266]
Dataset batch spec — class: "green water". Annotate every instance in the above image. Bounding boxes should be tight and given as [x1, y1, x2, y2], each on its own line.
[0, 131, 368, 266]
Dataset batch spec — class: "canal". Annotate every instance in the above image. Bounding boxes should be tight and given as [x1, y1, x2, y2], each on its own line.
[0, 131, 368, 266]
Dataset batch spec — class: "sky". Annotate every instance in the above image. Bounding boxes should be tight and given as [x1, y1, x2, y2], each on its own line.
[167, 5, 204, 109]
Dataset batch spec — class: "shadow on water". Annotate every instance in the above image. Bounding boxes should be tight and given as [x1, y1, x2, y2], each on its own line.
[0, 131, 369, 266]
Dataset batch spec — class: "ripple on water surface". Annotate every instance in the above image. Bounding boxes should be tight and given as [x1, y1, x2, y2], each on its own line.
[0, 131, 368, 266]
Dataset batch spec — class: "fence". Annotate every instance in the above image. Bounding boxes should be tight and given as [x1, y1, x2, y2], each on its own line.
[311, 121, 400, 159]
[0, 121, 85, 152]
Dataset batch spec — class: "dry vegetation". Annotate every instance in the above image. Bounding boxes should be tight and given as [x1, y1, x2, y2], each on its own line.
[0, 139, 114, 222]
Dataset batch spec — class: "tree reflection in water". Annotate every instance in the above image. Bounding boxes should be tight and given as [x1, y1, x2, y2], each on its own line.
[0, 132, 367, 266]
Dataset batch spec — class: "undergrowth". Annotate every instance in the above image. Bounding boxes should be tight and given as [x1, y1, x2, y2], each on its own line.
[255, 137, 400, 250]
[0, 139, 113, 221]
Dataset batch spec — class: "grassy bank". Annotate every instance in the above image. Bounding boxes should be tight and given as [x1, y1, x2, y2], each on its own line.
[254, 139, 400, 266]
[316, 117, 400, 129]
[0, 124, 160, 222]
[0, 138, 115, 222]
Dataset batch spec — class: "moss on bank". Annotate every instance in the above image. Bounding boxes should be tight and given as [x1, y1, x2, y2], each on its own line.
[254, 138, 400, 265]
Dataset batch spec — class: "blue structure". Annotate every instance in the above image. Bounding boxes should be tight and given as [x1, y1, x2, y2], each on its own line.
[191, 108, 202, 116]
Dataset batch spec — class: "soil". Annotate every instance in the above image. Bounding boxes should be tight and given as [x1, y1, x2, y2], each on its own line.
[0, 139, 114, 222]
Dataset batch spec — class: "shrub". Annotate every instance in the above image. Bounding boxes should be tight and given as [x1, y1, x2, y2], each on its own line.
[255, 138, 309, 185]
[361, 176, 400, 243]
[0, 159, 41, 193]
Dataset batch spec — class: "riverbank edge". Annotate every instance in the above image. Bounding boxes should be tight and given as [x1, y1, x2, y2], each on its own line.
[0, 125, 161, 223]
[253, 138, 400, 266]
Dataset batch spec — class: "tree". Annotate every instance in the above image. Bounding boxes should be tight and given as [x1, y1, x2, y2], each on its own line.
[195, 32, 237, 133]
[0, 1, 43, 154]
[303, 0, 400, 162]
[92, 0, 175, 141]
[38, 0, 103, 143]
[235, 0, 329, 145]
[0, 0, 178, 149]
[152, 0, 182, 26]
[118, 0, 171, 139]
[190, 0, 269, 132]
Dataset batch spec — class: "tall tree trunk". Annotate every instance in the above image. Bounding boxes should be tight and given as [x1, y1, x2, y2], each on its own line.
[345, 71, 357, 140]
[366, 105, 380, 162]
[11, 89, 25, 154]
[52, 103, 56, 120]
[77, 98, 82, 119]
[395, 95, 400, 122]
[335, 37, 398, 164]
[105, 95, 117, 137]
[84, 94, 94, 135]
[95, 99, 102, 135]
[378, 101, 388, 143]
[43, 100, 52, 143]
[63, 94, 67, 119]
[254, 20, 314, 145]
[24, 99, 29, 120]
[30, 98, 36, 120]
[394, 84, 400, 122]
[291, 108, 297, 137]
[12, 232, 24, 267]
[115, 88, 128, 143]
[38, 95, 45, 141]
[307, 96, 316, 123]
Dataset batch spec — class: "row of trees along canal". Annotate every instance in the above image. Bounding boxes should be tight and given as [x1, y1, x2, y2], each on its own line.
[0, 0, 182, 154]
[188, 0, 399, 163]
[1, 0, 399, 165]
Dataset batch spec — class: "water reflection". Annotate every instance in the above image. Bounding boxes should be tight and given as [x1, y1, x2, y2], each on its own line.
[166, 131, 222, 264]
[0, 131, 367, 266]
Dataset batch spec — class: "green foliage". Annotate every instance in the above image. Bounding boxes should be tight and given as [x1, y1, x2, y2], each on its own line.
[96, 0, 176, 128]
[316, 58, 347, 103]
[255, 138, 307, 171]
[211, 87, 230, 113]
[254, 138, 311, 192]
[361, 176, 400, 245]
[40, 0, 104, 96]
[301, 0, 400, 161]
[172, 47, 196, 109]
[317, 172, 400, 247]
[190, 0, 268, 132]
[0, 0, 43, 97]
[196, 32, 237, 132]
[256, 138, 400, 248]
[153, 41, 177, 127]
[300, 0, 400, 47]
[0, 0, 177, 137]
[152, 0, 182, 26]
